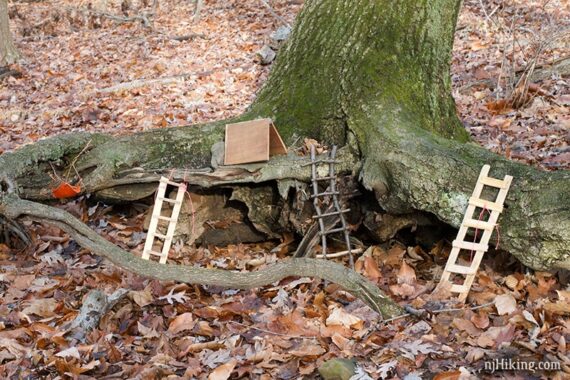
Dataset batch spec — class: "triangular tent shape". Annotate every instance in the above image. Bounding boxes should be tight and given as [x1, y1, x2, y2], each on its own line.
[224, 118, 287, 165]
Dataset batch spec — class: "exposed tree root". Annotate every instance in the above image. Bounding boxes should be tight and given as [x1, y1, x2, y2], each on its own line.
[0, 194, 404, 319]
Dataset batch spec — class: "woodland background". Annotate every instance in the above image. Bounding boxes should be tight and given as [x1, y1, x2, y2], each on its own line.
[0, 0, 569, 379]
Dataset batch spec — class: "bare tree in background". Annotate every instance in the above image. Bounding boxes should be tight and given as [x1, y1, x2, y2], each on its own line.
[0, 0, 20, 66]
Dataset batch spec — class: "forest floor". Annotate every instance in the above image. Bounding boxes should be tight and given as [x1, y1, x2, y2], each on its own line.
[0, 0, 569, 379]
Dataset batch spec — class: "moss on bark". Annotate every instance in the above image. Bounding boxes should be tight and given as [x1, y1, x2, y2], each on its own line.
[1, 0, 569, 270]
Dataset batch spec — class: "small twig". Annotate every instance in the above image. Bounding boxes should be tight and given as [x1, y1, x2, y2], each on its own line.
[316, 248, 363, 259]
[229, 320, 315, 339]
[64, 139, 92, 182]
[259, 0, 291, 28]
[0, 215, 31, 247]
[171, 33, 205, 41]
[97, 74, 190, 94]
[431, 301, 495, 314]
[67, 7, 154, 28]
[381, 301, 495, 325]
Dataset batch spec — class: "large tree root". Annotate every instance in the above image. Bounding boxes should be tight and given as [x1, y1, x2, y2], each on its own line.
[0, 194, 403, 319]
[1, 117, 569, 271]
[1, 0, 569, 274]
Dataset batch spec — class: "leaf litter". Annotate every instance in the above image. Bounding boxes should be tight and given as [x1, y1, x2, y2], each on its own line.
[0, 0, 569, 379]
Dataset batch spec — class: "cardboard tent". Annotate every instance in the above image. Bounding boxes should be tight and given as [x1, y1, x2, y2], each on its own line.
[224, 118, 287, 165]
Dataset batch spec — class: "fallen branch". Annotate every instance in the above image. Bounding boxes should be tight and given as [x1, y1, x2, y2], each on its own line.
[69, 288, 128, 333]
[97, 74, 190, 94]
[0, 67, 21, 80]
[66, 6, 154, 28]
[0, 194, 403, 319]
[460, 55, 570, 93]
[259, 0, 291, 28]
[171, 33, 206, 41]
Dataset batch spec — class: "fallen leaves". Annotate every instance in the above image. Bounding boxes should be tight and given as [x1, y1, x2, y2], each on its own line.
[452, 318, 482, 337]
[1, 0, 569, 379]
[21, 298, 59, 318]
[208, 359, 237, 380]
[486, 324, 517, 348]
[168, 312, 195, 334]
[400, 339, 439, 361]
[326, 307, 363, 329]
[129, 288, 153, 307]
[389, 260, 426, 298]
[159, 288, 189, 304]
[55, 346, 81, 360]
[494, 293, 518, 315]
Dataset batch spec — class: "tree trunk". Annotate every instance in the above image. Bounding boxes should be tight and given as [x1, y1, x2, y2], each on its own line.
[0, 0, 20, 66]
[1, 0, 569, 278]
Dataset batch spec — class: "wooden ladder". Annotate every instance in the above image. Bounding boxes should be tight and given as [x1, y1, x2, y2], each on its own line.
[438, 165, 513, 301]
[142, 177, 186, 264]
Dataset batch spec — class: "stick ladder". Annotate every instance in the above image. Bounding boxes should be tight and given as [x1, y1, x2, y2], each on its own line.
[142, 177, 186, 264]
[308, 145, 354, 268]
[438, 165, 513, 301]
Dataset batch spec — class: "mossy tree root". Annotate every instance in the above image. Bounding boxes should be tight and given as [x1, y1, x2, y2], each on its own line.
[0, 194, 404, 319]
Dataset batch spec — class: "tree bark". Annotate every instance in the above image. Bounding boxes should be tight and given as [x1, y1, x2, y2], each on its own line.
[0, 0, 569, 277]
[0, 0, 20, 66]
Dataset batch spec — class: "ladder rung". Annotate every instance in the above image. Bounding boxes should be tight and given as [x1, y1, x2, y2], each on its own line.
[159, 197, 182, 205]
[154, 232, 168, 240]
[447, 264, 477, 275]
[452, 240, 488, 252]
[144, 250, 164, 257]
[160, 178, 187, 188]
[313, 209, 350, 218]
[156, 216, 172, 222]
[469, 197, 503, 212]
[314, 176, 336, 181]
[301, 159, 340, 167]
[311, 191, 340, 198]
[463, 219, 495, 231]
[480, 176, 508, 189]
[320, 227, 346, 235]
[450, 284, 469, 293]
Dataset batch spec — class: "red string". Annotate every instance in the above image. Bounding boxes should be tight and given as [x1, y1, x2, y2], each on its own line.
[182, 170, 196, 243]
[152, 170, 196, 242]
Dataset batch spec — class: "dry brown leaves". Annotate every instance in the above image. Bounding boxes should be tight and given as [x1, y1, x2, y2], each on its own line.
[1, 0, 570, 378]
[453, 0, 569, 170]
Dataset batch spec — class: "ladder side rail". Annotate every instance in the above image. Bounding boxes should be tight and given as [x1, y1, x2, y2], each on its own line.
[159, 184, 187, 264]
[142, 179, 168, 260]
[327, 145, 354, 268]
[310, 145, 328, 258]
[457, 176, 513, 300]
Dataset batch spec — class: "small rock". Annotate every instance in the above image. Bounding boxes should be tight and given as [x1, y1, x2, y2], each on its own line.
[270, 25, 291, 42]
[318, 358, 357, 380]
[257, 45, 276, 65]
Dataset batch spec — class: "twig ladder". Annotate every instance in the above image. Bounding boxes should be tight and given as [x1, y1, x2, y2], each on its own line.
[438, 165, 513, 301]
[142, 177, 186, 264]
[308, 145, 354, 268]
